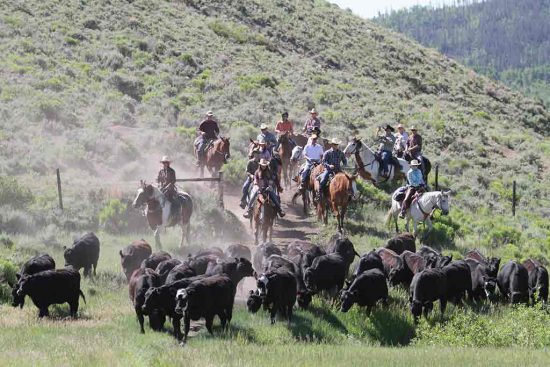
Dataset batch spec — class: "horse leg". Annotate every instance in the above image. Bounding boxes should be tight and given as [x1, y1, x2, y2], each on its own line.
[154, 226, 162, 249]
[405, 216, 410, 233]
[422, 218, 433, 241]
[394, 215, 399, 233]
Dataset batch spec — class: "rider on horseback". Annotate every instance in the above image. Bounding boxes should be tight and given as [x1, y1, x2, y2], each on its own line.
[240, 150, 260, 209]
[318, 138, 347, 200]
[257, 124, 277, 153]
[393, 123, 409, 158]
[275, 112, 296, 150]
[299, 134, 324, 190]
[257, 139, 272, 161]
[195, 111, 220, 166]
[399, 159, 425, 218]
[378, 124, 396, 178]
[157, 156, 178, 220]
[243, 158, 285, 219]
[303, 108, 322, 136]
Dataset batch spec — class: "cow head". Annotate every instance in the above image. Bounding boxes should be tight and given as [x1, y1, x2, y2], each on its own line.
[246, 290, 262, 313]
[13, 276, 30, 308]
[236, 258, 254, 279]
[487, 257, 501, 277]
[174, 288, 188, 315]
[388, 257, 406, 286]
[339, 289, 356, 312]
[483, 276, 498, 302]
[297, 290, 313, 309]
[303, 268, 317, 292]
[63, 246, 76, 267]
[142, 287, 161, 315]
[332, 238, 357, 266]
[257, 274, 269, 297]
[410, 300, 423, 321]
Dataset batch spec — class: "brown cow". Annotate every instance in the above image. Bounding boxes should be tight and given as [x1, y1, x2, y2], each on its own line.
[120, 240, 152, 281]
[385, 233, 416, 255]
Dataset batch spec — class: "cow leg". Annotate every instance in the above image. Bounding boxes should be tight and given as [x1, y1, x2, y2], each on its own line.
[423, 302, 433, 318]
[287, 305, 293, 325]
[439, 298, 447, 316]
[83, 266, 90, 278]
[39, 307, 49, 318]
[93, 261, 97, 276]
[219, 312, 227, 330]
[69, 300, 79, 318]
[136, 308, 145, 333]
[270, 306, 277, 324]
[205, 316, 214, 334]
[366, 305, 372, 316]
[173, 316, 182, 341]
[182, 314, 190, 344]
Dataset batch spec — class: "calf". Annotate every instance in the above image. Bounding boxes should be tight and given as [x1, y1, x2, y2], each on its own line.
[64, 232, 100, 277]
[523, 259, 549, 304]
[165, 263, 196, 284]
[175, 275, 235, 344]
[13, 268, 86, 318]
[304, 253, 348, 296]
[128, 268, 164, 333]
[120, 240, 152, 281]
[11, 254, 56, 308]
[376, 248, 410, 287]
[253, 242, 282, 274]
[385, 233, 416, 255]
[224, 244, 252, 261]
[155, 259, 182, 284]
[409, 268, 448, 322]
[141, 251, 172, 271]
[465, 258, 497, 302]
[497, 261, 529, 304]
[257, 269, 297, 324]
[247, 289, 263, 313]
[442, 260, 472, 305]
[340, 269, 388, 314]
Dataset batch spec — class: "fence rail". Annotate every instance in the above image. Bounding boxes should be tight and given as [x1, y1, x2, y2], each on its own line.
[177, 171, 224, 209]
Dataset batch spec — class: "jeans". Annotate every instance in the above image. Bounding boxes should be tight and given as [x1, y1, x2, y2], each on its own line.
[301, 160, 319, 184]
[380, 150, 391, 173]
[241, 177, 253, 204]
[247, 187, 282, 212]
[319, 168, 334, 190]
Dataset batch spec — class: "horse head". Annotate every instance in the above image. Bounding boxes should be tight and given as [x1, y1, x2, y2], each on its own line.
[248, 139, 260, 159]
[133, 181, 153, 208]
[217, 137, 231, 160]
[437, 190, 451, 215]
[291, 146, 303, 162]
[277, 131, 290, 144]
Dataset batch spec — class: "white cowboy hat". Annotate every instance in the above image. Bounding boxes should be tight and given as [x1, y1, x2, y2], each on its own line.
[259, 158, 269, 166]
[410, 126, 418, 131]
[330, 138, 342, 145]
[206, 111, 214, 117]
[311, 134, 318, 139]
[160, 156, 171, 163]
[258, 138, 267, 145]
[260, 123, 268, 129]
[410, 159, 421, 166]
[309, 108, 317, 114]
[397, 123, 404, 129]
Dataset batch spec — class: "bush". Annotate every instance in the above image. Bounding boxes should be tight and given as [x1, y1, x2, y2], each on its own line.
[0, 177, 34, 209]
[99, 199, 128, 233]
[0, 258, 17, 303]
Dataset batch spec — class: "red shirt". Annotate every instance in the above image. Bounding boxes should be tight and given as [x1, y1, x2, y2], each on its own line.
[275, 120, 294, 134]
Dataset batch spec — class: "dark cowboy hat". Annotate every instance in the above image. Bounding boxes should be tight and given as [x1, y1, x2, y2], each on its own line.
[384, 124, 395, 132]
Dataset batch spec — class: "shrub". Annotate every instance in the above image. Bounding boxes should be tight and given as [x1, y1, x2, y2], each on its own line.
[99, 199, 128, 233]
[0, 177, 34, 209]
[0, 258, 17, 303]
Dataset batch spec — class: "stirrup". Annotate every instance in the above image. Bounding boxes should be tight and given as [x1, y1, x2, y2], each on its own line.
[279, 211, 286, 218]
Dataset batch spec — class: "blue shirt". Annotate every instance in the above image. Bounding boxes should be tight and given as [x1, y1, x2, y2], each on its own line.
[322, 149, 347, 172]
[257, 132, 277, 147]
[407, 168, 424, 187]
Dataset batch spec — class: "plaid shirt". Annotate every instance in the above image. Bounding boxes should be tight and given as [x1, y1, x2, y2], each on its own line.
[322, 149, 347, 171]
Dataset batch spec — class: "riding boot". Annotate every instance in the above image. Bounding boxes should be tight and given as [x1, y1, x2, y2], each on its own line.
[243, 208, 252, 219]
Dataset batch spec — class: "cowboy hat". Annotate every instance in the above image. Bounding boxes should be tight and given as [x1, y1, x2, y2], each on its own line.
[384, 124, 395, 132]
[259, 158, 269, 166]
[260, 123, 268, 130]
[160, 156, 171, 163]
[397, 123, 404, 129]
[310, 134, 318, 139]
[206, 111, 214, 117]
[410, 159, 421, 166]
[410, 126, 418, 131]
[330, 138, 342, 145]
[309, 108, 317, 114]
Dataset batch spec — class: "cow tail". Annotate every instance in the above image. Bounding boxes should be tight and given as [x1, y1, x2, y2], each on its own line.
[79, 290, 87, 304]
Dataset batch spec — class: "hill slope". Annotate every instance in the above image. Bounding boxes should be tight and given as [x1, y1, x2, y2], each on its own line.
[0, 0, 549, 219]
[374, 0, 550, 107]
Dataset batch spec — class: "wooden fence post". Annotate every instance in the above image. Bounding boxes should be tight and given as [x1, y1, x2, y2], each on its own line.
[512, 180, 516, 217]
[56, 168, 63, 211]
[218, 171, 224, 209]
[434, 164, 439, 191]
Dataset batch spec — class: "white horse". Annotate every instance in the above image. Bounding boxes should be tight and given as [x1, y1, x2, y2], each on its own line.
[387, 190, 451, 238]
[290, 145, 304, 181]
[343, 138, 409, 184]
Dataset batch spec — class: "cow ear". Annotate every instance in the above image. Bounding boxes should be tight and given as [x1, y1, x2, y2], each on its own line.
[119, 250, 123, 257]
[249, 290, 254, 295]
[63, 246, 66, 250]
[449, 255, 453, 261]
[7, 280, 14, 288]
[16, 273, 21, 280]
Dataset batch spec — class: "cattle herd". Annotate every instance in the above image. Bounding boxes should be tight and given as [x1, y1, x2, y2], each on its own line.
[7, 231, 550, 345]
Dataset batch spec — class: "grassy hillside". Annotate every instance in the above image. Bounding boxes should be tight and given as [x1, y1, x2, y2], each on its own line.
[374, 0, 550, 107]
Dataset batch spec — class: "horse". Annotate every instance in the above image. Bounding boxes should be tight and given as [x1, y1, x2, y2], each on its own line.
[277, 132, 293, 189]
[343, 138, 409, 185]
[196, 137, 230, 178]
[328, 172, 359, 233]
[290, 145, 303, 181]
[310, 164, 329, 225]
[132, 181, 193, 248]
[252, 189, 277, 245]
[387, 190, 451, 239]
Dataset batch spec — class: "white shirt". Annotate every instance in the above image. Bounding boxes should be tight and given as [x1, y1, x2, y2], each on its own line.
[394, 131, 409, 151]
[303, 143, 324, 161]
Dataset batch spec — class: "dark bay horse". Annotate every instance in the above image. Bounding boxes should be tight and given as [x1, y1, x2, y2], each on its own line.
[328, 173, 359, 233]
[252, 190, 277, 245]
[197, 137, 230, 178]
[310, 164, 329, 225]
[132, 182, 193, 248]
[277, 132, 292, 189]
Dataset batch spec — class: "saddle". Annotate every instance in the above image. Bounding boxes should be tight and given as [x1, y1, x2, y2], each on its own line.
[168, 192, 191, 224]
[392, 186, 408, 202]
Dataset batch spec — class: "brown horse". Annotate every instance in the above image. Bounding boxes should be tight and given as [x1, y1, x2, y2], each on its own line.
[252, 190, 277, 245]
[196, 137, 231, 178]
[310, 164, 329, 225]
[328, 173, 358, 233]
[132, 182, 193, 248]
[293, 134, 328, 148]
[277, 132, 293, 189]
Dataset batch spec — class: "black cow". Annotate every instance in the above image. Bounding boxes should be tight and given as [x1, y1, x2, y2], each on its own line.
[326, 237, 359, 267]
[193, 247, 226, 259]
[155, 259, 182, 284]
[128, 268, 164, 333]
[304, 253, 348, 296]
[257, 269, 297, 324]
[13, 268, 86, 318]
[120, 240, 152, 281]
[465, 249, 500, 278]
[141, 251, 172, 271]
[264, 254, 312, 309]
[224, 244, 252, 261]
[188, 254, 222, 275]
[11, 254, 56, 308]
[385, 233, 416, 255]
[465, 258, 498, 302]
[417, 245, 452, 268]
[142, 275, 206, 341]
[340, 269, 388, 314]
[409, 268, 448, 322]
[497, 261, 529, 304]
[253, 242, 282, 274]
[165, 263, 196, 284]
[205, 257, 254, 287]
[64, 232, 100, 277]
[347, 250, 384, 288]
[247, 289, 263, 313]
[442, 260, 472, 305]
[175, 275, 235, 344]
[523, 259, 549, 304]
